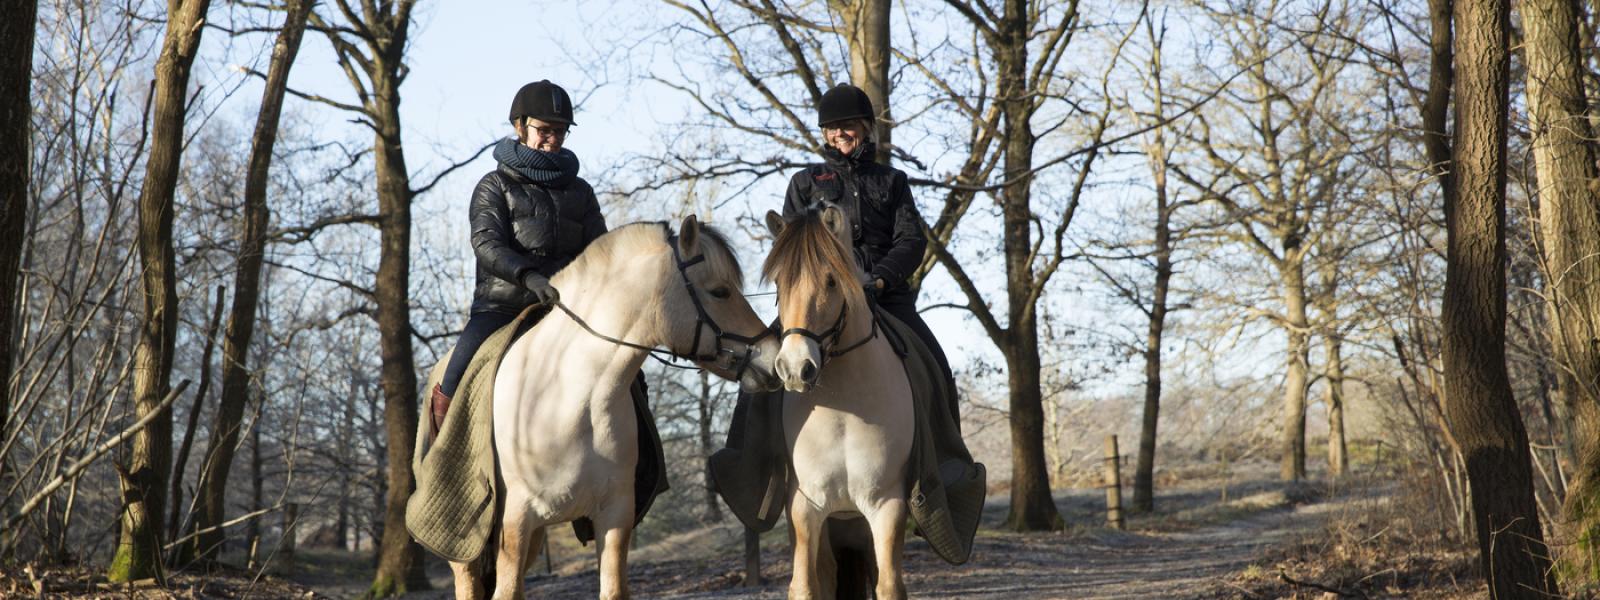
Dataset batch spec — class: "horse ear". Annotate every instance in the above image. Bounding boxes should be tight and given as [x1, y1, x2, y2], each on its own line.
[678, 214, 701, 256]
[820, 204, 850, 242]
[764, 210, 785, 239]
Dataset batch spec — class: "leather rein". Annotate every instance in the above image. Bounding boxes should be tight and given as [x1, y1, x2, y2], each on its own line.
[550, 227, 773, 378]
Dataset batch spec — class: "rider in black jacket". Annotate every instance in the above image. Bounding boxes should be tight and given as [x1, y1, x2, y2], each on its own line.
[782, 84, 956, 403]
[430, 80, 607, 434]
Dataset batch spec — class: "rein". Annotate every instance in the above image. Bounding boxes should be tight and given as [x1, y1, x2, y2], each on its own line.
[548, 227, 773, 375]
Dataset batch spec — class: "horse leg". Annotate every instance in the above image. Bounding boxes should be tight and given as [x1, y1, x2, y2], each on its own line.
[593, 501, 635, 600]
[520, 526, 547, 574]
[866, 498, 909, 600]
[787, 493, 829, 600]
[490, 496, 536, 600]
[449, 558, 482, 600]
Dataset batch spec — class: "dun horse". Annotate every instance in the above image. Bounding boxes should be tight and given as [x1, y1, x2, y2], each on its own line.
[764, 206, 917, 600]
[450, 217, 780, 600]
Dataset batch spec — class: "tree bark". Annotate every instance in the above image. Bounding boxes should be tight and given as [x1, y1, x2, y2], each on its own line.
[697, 372, 722, 522]
[829, 0, 892, 164]
[1521, 0, 1600, 584]
[1280, 260, 1310, 481]
[109, 0, 211, 583]
[1325, 333, 1348, 477]
[1133, 128, 1173, 513]
[188, 0, 311, 563]
[0, 0, 38, 512]
[998, 0, 1061, 532]
[1442, 0, 1560, 594]
[308, 1, 431, 593]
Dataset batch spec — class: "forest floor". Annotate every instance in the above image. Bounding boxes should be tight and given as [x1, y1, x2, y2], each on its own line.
[3, 469, 1483, 598]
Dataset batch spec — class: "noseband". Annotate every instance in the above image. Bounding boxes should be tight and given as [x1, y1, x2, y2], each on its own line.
[780, 292, 879, 365]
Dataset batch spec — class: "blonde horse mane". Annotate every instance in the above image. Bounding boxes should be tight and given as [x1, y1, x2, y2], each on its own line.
[559, 221, 746, 294]
[761, 210, 868, 317]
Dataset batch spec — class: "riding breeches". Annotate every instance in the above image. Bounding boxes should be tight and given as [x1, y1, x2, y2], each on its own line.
[441, 311, 517, 397]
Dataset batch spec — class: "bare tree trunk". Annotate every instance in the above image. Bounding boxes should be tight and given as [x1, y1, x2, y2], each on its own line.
[300, 1, 432, 592]
[168, 285, 226, 546]
[829, 0, 892, 164]
[109, 0, 211, 582]
[1132, 162, 1172, 513]
[1442, 0, 1559, 594]
[189, 0, 311, 564]
[1522, 0, 1600, 583]
[0, 0, 37, 513]
[1281, 261, 1310, 482]
[998, 0, 1061, 532]
[1325, 334, 1348, 477]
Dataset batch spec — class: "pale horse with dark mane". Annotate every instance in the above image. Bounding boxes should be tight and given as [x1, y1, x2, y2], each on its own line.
[764, 205, 917, 600]
[449, 216, 781, 600]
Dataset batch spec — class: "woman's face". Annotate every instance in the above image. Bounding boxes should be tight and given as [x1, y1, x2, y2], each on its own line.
[823, 119, 870, 156]
[520, 118, 569, 153]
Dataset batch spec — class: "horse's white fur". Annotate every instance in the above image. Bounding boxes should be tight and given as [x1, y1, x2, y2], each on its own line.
[767, 208, 915, 600]
[448, 219, 779, 600]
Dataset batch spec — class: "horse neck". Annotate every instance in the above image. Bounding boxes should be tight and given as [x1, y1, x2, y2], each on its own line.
[543, 244, 671, 369]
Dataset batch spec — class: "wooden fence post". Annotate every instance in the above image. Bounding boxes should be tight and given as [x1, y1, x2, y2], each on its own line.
[1104, 435, 1125, 530]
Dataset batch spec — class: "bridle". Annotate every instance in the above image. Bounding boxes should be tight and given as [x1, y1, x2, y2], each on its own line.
[665, 232, 774, 379]
[779, 288, 879, 365]
[551, 226, 773, 378]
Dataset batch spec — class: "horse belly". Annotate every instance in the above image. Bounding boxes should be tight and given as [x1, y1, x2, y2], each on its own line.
[495, 388, 637, 525]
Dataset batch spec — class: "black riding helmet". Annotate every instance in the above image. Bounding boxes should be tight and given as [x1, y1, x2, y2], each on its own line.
[817, 84, 874, 127]
[509, 80, 576, 126]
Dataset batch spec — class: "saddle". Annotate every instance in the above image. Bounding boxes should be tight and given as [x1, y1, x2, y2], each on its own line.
[405, 305, 669, 562]
[708, 306, 986, 565]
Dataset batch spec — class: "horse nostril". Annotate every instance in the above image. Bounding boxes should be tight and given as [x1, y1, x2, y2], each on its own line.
[800, 360, 817, 383]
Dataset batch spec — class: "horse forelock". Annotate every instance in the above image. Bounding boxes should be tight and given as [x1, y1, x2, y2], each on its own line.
[761, 212, 867, 316]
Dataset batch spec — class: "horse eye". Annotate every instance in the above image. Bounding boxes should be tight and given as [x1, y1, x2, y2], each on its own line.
[826, 275, 837, 288]
[710, 287, 732, 299]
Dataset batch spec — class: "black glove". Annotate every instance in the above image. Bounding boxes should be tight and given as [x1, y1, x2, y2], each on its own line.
[520, 271, 560, 305]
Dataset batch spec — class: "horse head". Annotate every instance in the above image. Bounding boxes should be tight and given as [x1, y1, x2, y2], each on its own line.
[762, 205, 872, 393]
[661, 215, 782, 392]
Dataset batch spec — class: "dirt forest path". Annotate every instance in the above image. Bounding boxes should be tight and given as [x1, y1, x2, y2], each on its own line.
[441, 480, 1355, 600]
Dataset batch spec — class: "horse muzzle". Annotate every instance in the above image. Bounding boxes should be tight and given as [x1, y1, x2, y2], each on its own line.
[775, 337, 822, 393]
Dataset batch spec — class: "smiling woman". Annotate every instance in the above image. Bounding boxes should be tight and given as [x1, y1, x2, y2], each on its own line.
[429, 79, 605, 435]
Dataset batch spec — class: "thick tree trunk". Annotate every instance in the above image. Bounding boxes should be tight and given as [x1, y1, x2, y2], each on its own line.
[830, 0, 892, 164]
[1442, 0, 1560, 594]
[188, 0, 310, 563]
[0, 0, 37, 510]
[368, 64, 429, 600]
[1522, 0, 1600, 584]
[1280, 261, 1310, 482]
[997, 0, 1061, 532]
[109, 0, 211, 582]
[1325, 335, 1348, 477]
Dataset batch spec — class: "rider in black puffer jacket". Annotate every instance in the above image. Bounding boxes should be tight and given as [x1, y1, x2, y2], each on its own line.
[782, 84, 956, 408]
[430, 80, 606, 434]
